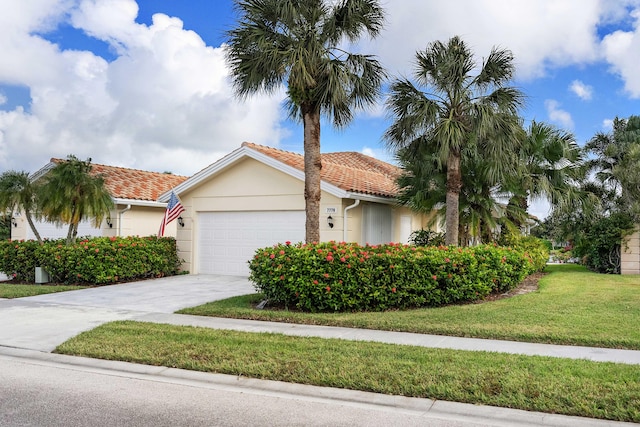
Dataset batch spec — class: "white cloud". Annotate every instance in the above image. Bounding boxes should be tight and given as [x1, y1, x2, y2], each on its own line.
[366, 0, 603, 79]
[0, 0, 286, 176]
[569, 80, 593, 100]
[602, 118, 614, 130]
[601, 7, 640, 98]
[545, 99, 574, 130]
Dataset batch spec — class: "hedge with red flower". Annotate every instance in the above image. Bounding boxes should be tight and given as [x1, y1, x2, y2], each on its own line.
[249, 240, 547, 312]
[0, 236, 182, 284]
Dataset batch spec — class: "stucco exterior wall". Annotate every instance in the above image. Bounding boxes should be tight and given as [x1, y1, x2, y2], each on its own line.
[175, 157, 438, 273]
[176, 157, 349, 273]
[105, 205, 176, 238]
[10, 205, 172, 241]
[621, 228, 640, 275]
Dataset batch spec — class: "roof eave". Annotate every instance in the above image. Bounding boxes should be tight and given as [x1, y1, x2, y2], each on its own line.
[345, 193, 397, 205]
[113, 198, 167, 208]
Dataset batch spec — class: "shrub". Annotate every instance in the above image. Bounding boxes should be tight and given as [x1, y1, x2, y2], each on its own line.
[0, 236, 182, 284]
[409, 229, 446, 247]
[572, 214, 633, 274]
[249, 241, 543, 312]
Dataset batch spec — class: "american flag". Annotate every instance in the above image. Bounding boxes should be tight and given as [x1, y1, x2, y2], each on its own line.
[158, 191, 185, 237]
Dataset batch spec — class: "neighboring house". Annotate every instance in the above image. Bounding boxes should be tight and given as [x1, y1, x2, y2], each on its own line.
[160, 142, 436, 276]
[621, 227, 640, 274]
[11, 159, 188, 240]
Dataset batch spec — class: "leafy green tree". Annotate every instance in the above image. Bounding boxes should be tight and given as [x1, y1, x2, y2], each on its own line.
[38, 155, 114, 245]
[0, 171, 43, 243]
[385, 36, 524, 245]
[0, 214, 11, 240]
[225, 0, 386, 243]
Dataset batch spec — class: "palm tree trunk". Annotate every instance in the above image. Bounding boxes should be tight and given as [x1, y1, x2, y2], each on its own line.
[302, 105, 322, 243]
[25, 213, 43, 244]
[445, 152, 462, 246]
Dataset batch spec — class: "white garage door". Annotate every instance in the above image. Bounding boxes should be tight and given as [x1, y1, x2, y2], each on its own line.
[198, 211, 306, 276]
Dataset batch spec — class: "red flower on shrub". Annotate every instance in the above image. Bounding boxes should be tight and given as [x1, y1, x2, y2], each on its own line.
[280, 275, 284, 280]
[326, 286, 331, 292]
[432, 275, 437, 280]
[285, 241, 291, 245]
[326, 255, 334, 262]
[269, 254, 275, 259]
[340, 257, 346, 262]
[279, 250, 285, 255]
[323, 273, 329, 278]
[313, 280, 318, 284]
[391, 287, 396, 293]
[95, 249, 99, 253]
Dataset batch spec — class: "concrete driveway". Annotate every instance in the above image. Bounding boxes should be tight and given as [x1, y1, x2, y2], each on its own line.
[0, 274, 255, 352]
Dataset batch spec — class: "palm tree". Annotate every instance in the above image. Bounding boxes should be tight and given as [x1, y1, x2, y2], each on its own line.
[225, 0, 386, 243]
[505, 120, 582, 228]
[0, 171, 43, 243]
[385, 36, 524, 246]
[585, 115, 640, 219]
[38, 155, 114, 245]
[395, 141, 514, 246]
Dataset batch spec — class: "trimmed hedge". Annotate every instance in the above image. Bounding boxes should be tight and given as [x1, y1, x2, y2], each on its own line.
[0, 236, 182, 284]
[249, 241, 547, 312]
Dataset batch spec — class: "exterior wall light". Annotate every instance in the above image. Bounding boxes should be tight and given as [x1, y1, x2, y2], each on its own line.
[327, 215, 334, 228]
[178, 216, 185, 227]
[106, 217, 113, 228]
[11, 217, 17, 227]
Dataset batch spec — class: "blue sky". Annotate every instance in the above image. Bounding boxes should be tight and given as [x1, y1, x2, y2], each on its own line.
[1, 1, 640, 219]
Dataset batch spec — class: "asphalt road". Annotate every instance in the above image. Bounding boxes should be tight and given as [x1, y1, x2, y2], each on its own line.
[0, 353, 492, 427]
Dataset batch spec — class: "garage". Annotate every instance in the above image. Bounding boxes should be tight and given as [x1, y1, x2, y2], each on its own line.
[197, 210, 306, 276]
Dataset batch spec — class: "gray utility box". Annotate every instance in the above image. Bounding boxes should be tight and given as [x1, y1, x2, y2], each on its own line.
[35, 267, 50, 284]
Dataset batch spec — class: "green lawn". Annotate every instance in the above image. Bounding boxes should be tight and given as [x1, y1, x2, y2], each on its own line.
[0, 283, 89, 298]
[55, 320, 640, 423]
[178, 264, 640, 349]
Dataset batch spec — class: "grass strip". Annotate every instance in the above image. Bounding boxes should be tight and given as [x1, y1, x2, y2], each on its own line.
[178, 264, 640, 349]
[55, 320, 640, 423]
[0, 284, 89, 298]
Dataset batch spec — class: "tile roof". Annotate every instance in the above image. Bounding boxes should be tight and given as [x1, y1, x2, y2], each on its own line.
[50, 159, 188, 201]
[242, 142, 400, 198]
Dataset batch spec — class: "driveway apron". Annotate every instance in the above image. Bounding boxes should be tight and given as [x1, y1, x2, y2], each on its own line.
[0, 275, 255, 352]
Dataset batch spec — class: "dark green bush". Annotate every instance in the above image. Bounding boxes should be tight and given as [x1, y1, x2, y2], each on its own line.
[572, 214, 633, 274]
[249, 241, 544, 312]
[0, 236, 182, 284]
[409, 229, 446, 247]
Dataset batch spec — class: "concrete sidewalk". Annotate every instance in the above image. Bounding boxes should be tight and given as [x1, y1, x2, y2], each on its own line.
[1, 274, 639, 426]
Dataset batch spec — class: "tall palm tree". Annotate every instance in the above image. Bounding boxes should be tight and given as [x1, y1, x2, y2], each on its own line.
[225, 0, 385, 243]
[385, 36, 524, 246]
[0, 171, 43, 243]
[38, 155, 114, 245]
[505, 120, 582, 228]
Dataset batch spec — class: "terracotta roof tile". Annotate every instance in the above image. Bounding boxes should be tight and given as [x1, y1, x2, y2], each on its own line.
[242, 142, 400, 198]
[50, 159, 188, 201]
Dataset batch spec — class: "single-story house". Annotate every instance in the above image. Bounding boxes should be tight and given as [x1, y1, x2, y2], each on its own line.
[11, 159, 188, 240]
[161, 142, 436, 276]
[622, 227, 640, 274]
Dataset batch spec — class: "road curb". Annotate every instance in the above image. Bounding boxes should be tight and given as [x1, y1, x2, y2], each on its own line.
[0, 346, 632, 427]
